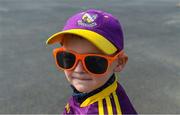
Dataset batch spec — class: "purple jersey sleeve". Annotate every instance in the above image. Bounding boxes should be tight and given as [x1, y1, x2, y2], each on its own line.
[116, 82, 137, 114]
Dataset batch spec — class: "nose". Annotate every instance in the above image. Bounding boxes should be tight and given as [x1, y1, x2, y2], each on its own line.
[73, 60, 86, 73]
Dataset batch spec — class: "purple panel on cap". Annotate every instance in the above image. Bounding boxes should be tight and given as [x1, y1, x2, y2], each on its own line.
[63, 9, 124, 51]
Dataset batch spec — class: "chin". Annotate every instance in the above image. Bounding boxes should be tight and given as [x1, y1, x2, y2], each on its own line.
[74, 85, 93, 93]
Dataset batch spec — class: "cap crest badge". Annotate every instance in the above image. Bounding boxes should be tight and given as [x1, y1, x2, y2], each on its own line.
[77, 13, 97, 27]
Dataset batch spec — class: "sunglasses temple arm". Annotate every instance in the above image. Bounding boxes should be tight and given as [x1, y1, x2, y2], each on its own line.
[113, 50, 124, 59]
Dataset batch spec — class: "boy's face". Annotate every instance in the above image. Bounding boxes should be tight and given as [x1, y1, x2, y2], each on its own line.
[62, 35, 118, 93]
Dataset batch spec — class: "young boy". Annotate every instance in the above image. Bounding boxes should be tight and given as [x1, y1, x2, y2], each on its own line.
[46, 9, 137, 114]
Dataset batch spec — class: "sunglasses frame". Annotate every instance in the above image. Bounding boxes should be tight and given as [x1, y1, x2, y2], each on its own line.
[53, 47, 124, 77]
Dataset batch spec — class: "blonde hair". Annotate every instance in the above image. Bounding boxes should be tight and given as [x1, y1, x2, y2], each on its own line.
[61, 34, 83, 46]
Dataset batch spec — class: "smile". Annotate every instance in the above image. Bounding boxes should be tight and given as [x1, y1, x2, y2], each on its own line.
[72, 76, 92, 81]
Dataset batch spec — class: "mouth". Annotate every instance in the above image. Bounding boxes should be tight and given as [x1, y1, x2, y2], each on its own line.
[72, 75, 92, 81]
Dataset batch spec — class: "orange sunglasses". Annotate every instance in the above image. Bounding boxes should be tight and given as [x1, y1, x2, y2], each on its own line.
[53, 47, 124, 76]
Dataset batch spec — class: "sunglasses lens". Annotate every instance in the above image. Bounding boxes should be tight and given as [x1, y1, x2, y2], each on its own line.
[85, 56, 108, 74]
[56, 51, 76, 69]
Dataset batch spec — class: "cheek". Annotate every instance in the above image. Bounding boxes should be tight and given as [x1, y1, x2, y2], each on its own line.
[64, 70, 73, 81]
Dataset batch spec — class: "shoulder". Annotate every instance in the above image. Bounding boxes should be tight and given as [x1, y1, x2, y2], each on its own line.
[115, 82, 138, 114]
[63, 96, 75, 114]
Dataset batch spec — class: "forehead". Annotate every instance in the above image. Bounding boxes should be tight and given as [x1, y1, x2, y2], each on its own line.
[62, 34, 104, 54]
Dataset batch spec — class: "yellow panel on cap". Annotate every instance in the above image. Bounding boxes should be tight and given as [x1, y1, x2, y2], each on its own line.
[46, 29, 117, 55]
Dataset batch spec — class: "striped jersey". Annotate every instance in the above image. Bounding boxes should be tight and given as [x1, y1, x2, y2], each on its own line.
[63, 75, 137, 114]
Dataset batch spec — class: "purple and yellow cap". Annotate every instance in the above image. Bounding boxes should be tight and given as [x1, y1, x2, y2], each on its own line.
[46, 9, 124, 55]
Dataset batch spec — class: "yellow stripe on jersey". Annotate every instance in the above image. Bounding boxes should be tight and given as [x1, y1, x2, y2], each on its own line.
[113, 92, 122, 115]
[105, 96, 113, 114]
[65, 103, 70, 113]
[98, 99, 104, 115]
[80, 80, 117, 107]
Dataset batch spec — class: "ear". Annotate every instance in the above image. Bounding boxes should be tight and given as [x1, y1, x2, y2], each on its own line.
[114, 53, 128, 72]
